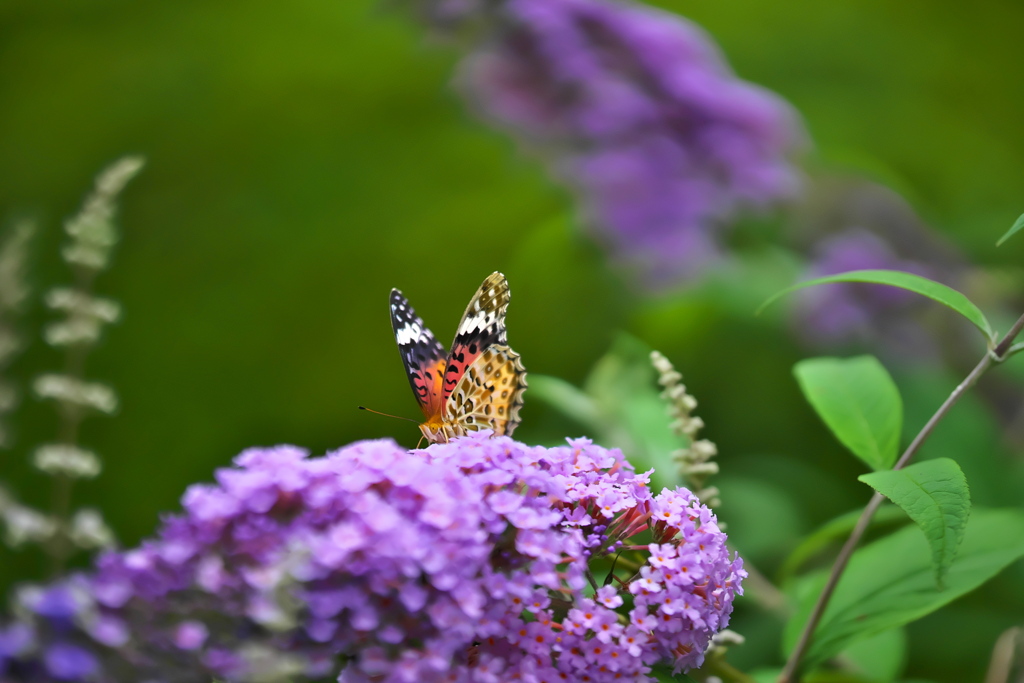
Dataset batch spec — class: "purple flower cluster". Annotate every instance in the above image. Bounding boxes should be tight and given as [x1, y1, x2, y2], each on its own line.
[1, 434, 743, 682]
[0, 581, 103, 682]
[450, 0, 803, 286]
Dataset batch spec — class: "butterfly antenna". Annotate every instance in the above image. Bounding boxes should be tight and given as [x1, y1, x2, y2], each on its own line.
[357, 406, 420, 424]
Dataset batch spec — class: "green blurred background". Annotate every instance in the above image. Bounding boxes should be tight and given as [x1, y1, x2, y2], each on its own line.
[2, 0, 1023, 680]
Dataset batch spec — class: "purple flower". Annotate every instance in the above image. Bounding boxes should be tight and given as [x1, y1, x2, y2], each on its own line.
[802, 229, 925, 332]
[22, 586, 80, 623]
[788, 179, 972, 357]
[43, 643, 98, 681]
[0, 622, 33, 660]
[794, 226, 959, 357]
[173, 621, 209, 651]
[0, 435, 742, 681]
[451, 0, 803, 286]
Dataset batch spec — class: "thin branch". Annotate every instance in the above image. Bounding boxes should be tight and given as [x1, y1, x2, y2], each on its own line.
[778, 311, 1024, 683]
[985, 627, 1022, 683]
[994, 314, 1024, 359]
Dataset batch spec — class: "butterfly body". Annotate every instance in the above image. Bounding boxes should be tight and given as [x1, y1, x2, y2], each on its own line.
[391, 272, 526, 444]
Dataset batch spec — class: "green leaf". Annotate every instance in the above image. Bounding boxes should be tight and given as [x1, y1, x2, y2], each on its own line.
[583, 334, 684, 490]
[783, 508, 1024, 670]
[778, 504, 907, 583]
[794, 356, 902, 470]
[759, 270, 994, 341]
[750, 671, 784, 683]
[996, 212, 1024, 246]
[530, 335, 684, 492]
[859, 459, 970, 588]
[839, 627, 907, 682]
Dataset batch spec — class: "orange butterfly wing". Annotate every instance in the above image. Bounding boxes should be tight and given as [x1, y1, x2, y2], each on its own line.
[444, 345, 527, 437]
[442, 272, 510, 401]
[390, 288, 447, 420]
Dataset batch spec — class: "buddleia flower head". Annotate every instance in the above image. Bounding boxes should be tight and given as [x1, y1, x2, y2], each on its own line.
[1, 434, 743, 682]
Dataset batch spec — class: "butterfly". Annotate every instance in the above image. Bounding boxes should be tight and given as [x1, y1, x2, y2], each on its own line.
[390, 272, 527, 444]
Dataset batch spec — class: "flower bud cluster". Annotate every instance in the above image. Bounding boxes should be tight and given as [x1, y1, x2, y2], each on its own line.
[0, 220, 34, 448]
[651, 351, 721, 508]
[0, 486, 57, 547]
[61, 157, 143, 274]
[13, 157, 144, 563]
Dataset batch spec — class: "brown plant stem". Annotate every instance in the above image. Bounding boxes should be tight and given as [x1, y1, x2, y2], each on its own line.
[778, 311, 1024, 683]
[985, 626, 1022, 683]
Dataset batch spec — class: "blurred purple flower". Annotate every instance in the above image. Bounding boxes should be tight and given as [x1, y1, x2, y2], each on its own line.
[1, 435, 743, 681]
[797, 228, 930, 343]
[43, 644, 98, 681]
[790, 179, 970, 356]
[0, 622, 33, 660]
[21, 587, 80, 624]
[449, 0, 803, 286]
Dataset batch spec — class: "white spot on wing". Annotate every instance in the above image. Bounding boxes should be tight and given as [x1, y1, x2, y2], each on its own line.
[458, 311, 493, 335]
[396, 322, 424, 345]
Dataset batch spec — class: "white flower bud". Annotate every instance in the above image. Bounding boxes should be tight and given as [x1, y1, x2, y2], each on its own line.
[2, 504, 57, 546]
[46, 288, 121, 322]
[664, 384, 687, 401]
[69, 508, 115, 549]
[711, 629, 745, 646]
[66, 161, 143, 244]
[33, 444, 102, 478]
[34, 374, 118, 414]
[650, 351, 675, 375]
[94, 156, 145, 199]
[658, 369, 683, 386]
[681, 461, 719, 477]
[61, 243, 110, 270]
[651, 349, 723, 508]
[44, 319, 103, 347]
[691, 439, 718, 458]
[698, 485, 720, 501]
